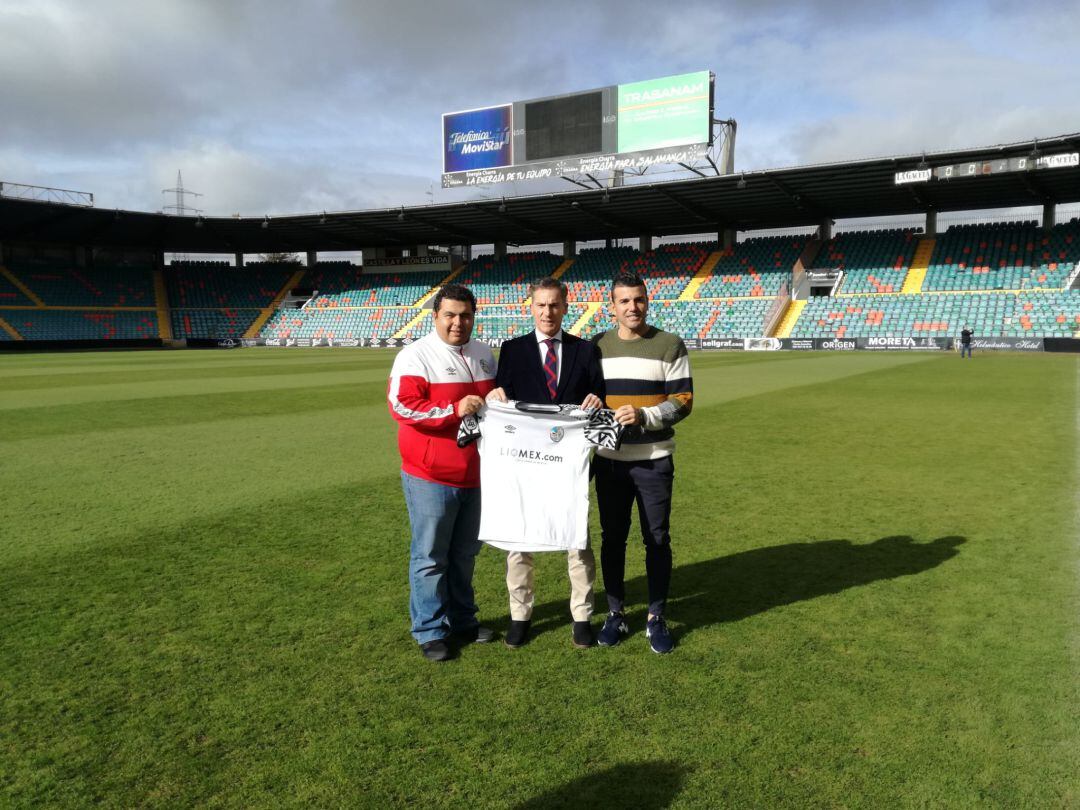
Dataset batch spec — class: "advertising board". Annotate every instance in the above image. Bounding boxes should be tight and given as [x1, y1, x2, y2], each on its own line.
[442, 71, 713, 188]
[616, 71, 712, 153]
[442, 105, 513, 175]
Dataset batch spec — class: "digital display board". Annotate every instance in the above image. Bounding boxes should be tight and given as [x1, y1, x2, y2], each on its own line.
[442, 71, 714, 188]
[894, 152, 1079, 185]
[525, 91, 603, 161]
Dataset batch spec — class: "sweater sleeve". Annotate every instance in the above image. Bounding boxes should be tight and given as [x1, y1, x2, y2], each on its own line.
[639, 337, 693, 431]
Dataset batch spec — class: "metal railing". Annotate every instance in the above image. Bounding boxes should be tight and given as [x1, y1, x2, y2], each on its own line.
[762, 280, 790, 335]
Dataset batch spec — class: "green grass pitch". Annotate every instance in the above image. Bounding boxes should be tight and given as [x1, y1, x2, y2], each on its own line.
[1, 348, 1078, 807]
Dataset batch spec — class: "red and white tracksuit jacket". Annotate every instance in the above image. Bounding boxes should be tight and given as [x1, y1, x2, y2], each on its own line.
[387, 331, 496, 487]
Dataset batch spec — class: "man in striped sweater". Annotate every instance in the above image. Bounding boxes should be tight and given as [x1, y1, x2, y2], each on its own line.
[592, 271, 693, 654]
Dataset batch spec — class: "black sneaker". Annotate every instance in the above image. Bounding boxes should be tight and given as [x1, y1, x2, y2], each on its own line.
[504, 620, 530, 649]
[420, 639, 450, 662]
[597, 612, 629, 647]
[454, 624, 496, 644]
[645, 615, 674, 654]
[572, 621, 595, 649]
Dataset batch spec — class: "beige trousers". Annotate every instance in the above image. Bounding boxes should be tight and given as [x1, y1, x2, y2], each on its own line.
[506, 548, 595, 622]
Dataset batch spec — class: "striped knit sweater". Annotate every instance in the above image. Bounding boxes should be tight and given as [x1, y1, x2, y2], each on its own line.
[592, 326, 693, 461]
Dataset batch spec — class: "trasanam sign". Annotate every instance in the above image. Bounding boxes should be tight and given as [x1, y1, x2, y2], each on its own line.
[616, 71, 712, 153]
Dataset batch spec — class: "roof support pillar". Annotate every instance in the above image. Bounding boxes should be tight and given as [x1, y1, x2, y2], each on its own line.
[306, 250, 318, 267]
[235, 252, 244, 268]
[562, 239, 576, 258]
[494, 241, 507, 260]
[721, 228, 736, 252]
[817, 219, 833, 242]
[1043, 203, 1056, 231]
[639, 234, 653, 253]
[925, 211, 937, 237]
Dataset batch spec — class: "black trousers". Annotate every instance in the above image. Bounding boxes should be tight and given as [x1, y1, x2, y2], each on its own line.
[594, 454, 675, 617]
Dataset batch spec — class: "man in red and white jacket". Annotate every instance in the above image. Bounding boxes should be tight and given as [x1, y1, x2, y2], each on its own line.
[387, 284, 496, 661]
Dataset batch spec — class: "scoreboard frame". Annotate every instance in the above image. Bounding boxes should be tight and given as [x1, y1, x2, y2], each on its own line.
[442, 71, 715, 188]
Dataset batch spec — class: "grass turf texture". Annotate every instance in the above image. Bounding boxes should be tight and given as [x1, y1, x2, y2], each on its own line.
[1, 348, 1078, 807]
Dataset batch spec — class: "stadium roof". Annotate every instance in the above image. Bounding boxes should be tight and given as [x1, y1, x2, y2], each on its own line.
[3, 132, 1080, 254]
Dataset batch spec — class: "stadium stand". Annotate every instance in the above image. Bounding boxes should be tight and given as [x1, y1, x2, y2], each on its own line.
[5, 219, 1080, 344]
[822, 229, 920, 295]
[262, 306, 419, 340]
[793, 290, 1080, 339]
[5, 260, 156, 306]
[305, 265, 446, 308]
[694, 235, 806, 299]
[2, 310, 159, 340]
[167, 262, 295, 308]
[0, 268, 36, 306]
[455, 252, 563, 305]
[922, 220, 1080, 292]
[560, 243, 714, 302]
[171, 308, 262, 339]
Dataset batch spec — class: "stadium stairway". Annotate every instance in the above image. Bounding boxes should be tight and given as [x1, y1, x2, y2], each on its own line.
[153, 270, 173, 340]
[568, 301, 603, 335]
[678, 250, 726, 301]
[414, 264, 467, 308]
[550, 258, 575, 280]
[901, 237, 935, 294]
[393, 308, 433, 339]
[245, 268, 307, 338]
[390, 262, 474, 338]
[772, 299, 806, 338]
[1, 266, 45, 307]
[0, 313, 23, 339]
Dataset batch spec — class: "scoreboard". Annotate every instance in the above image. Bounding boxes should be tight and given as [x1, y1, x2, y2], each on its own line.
[442, 71, 714, 188]
[895, 151, 1079, 185]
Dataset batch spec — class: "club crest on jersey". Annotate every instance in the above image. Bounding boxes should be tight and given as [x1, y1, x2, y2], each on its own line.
[549, 426, 564, 443]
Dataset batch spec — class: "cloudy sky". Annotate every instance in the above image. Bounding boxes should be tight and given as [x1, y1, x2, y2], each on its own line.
[3, 0, 1079, 218]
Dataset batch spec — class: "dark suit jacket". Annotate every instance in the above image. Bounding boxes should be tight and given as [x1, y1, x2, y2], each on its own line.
[496, 331, 605, 406]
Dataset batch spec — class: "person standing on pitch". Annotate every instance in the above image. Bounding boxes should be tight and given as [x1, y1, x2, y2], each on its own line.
[485, 276, 606, 649]
[387, 284, 497, 662]
[959, 325, 974, 358]
[592, 271, 693, 654]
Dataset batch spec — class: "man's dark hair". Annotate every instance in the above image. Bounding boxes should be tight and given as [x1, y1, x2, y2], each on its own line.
[610, 271, 647, 300]
[432, 284, 476, 313]
[528, 276, 568, 300]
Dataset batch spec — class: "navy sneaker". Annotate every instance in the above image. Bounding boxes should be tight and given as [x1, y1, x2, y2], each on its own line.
[454, 625, 496, 644]
[597, 611, 629, 647]
[645, 615, 674, 654]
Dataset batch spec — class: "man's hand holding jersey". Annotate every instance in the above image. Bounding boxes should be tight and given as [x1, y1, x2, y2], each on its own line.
[486, 387, 604, 411]
[457, 395, 485, 417]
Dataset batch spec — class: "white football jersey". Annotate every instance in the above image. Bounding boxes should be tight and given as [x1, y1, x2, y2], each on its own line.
[462, 400, 620, 553]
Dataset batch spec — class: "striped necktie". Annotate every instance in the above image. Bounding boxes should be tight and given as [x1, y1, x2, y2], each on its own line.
[542, 337, 558, 400]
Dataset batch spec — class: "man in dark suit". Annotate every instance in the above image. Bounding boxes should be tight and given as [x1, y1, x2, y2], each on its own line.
[486, 276, 606, 649]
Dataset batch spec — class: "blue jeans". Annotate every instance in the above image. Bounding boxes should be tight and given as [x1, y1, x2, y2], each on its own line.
[401, 472, 482, 644]
[961, 343, 973, 358]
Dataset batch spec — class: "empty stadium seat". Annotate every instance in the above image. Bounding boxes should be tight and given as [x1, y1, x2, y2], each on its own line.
[2, 310, 159, 340]
[695, 235, 805, 299]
